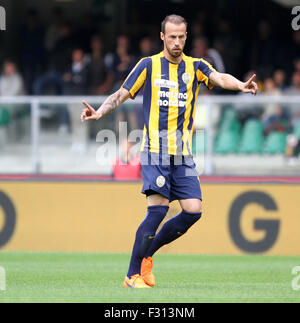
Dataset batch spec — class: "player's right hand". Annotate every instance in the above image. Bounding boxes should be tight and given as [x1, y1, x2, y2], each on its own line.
[81, 101, 100, 123]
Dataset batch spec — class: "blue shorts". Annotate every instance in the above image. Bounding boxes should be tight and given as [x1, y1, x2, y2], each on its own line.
[140, 152, 202, 202]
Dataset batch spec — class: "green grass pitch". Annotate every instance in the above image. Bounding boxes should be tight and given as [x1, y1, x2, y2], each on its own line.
[0, 252, 300, 303]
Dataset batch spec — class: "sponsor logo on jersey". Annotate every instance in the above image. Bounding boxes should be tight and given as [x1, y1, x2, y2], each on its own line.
[154, 79, 177, 89]
[157, 90, 187, 108]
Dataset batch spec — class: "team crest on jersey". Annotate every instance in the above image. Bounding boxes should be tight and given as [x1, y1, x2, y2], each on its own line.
[182, 73, 191, 85]
[156, 176, 166, 188]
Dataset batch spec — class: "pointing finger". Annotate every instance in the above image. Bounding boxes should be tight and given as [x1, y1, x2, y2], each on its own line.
[247, 74, 256, 85]
[82, 100, 95, 112]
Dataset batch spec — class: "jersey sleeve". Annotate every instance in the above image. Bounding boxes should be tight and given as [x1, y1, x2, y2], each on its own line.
[196, 58, 216, 90]
[122, 58, 148, 99]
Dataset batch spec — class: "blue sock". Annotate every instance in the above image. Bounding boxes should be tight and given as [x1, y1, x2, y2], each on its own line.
[127, 205, 169, 277]
[145, 210, 202, 258]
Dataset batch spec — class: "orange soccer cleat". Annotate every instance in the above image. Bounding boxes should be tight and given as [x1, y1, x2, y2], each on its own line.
[141, 257, 155, 287]
[123, 274, 151, 288]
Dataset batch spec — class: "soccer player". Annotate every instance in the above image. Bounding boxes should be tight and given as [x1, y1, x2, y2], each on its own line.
[81, 15, 258, 288]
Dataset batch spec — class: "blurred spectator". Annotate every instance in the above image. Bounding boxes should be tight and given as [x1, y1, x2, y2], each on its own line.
[285, 71, 300, 96]
[106, 35, 138, 134]
[286, 111, 300, 164]
[63, 48, 89, 95]
[138, 36, 155, 59]
[33, 55, 69, 135]
[284, 71, 300, 126]
[294, 58, 300, 73]
[273, 70, 287, 91]
[33, 22, 76, 98]
[0, 1, 298, 97]
[190, 21, 206, 39]
[147, 24, 161, 53]
[0, 35, 4, 65]
[276, 31, 300, 77]
[113, 139, 142, 181]
[48, 22, 75, 74]
[106, 35, 136, 89]
[191, 37, 225, 73]
[213, 19, 241, 76]
[75, 14, 98, 53]
[193, 11, 208, 29]
[64, 48, 90, 152]
[262, 106, 289, 136]
[250, 20, 276, 80]
[44, 7, 65, 53]
[261, 78, 289, 136]
[88, 35, 113, 95]
[262, 77, 281, 95]
[0, 61, 25, 96]
[0, 61, 26, 145]
[291, 31, 300, 67]
[20, 9, 46, 94]
[286, 136, 300, 164]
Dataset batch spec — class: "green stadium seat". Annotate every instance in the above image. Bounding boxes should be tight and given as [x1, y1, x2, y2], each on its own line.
[263, 131, 287, 155]
[222, 108, 237, 122]
[192, 131, 206, 154]
[239, 119, 264, 154]
[0, 107, 10, 127]
[243, 119, 263, 131]
[219, 110, 239, 132]
[214, 109, 242, 154]
[293, 120, 300, 140]
[215, 131, 239, 154]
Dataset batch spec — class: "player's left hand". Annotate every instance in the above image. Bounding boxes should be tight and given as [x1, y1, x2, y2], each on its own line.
[241, 74, 258, 95]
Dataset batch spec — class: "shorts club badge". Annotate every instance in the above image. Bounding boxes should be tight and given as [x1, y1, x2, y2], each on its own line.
[156, 176, 166, 188]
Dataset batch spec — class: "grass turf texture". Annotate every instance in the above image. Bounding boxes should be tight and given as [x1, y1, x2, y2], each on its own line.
[0, 252, 300, 303]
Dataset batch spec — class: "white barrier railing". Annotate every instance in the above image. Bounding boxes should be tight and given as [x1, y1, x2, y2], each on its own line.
[0, 95, 299, 174]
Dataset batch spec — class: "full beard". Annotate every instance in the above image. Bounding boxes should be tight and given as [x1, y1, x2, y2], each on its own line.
[167, 47, 183, 58]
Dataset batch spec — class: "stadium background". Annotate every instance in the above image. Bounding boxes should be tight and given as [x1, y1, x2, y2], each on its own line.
[0, 0, 300, 303]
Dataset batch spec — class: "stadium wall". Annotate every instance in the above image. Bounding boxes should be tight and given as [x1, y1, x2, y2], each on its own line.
[0, 181, 299, 255]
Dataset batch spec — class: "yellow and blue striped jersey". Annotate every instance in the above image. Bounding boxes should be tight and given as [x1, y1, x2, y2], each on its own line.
[122, 51, 216, 156]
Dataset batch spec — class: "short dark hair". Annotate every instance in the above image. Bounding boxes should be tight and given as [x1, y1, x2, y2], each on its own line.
[161, 14, 188, 34]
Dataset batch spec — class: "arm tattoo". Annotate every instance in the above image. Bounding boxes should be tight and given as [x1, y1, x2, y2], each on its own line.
[98, 90, 122, 117]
